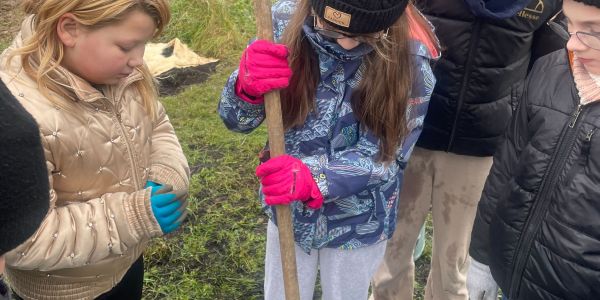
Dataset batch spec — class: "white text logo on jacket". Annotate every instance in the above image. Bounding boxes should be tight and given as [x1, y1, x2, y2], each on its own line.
[518, 0, 544, 20]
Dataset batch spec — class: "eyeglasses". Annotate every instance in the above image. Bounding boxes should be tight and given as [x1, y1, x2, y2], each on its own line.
[310, 15, 389, 43]
[547, 9, 600, 50]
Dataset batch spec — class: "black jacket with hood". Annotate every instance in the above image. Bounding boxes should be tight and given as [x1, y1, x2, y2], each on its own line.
[470, 50, 600, 300]
[415, 0, 563, 156]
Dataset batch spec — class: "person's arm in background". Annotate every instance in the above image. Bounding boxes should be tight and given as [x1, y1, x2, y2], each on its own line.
[470, 70, 530, 267]
[467, 53, 534, 300]
[0, 79, 49, 297]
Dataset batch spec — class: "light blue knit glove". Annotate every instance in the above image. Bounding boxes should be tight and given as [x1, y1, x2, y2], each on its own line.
[147, 181, 188, 234]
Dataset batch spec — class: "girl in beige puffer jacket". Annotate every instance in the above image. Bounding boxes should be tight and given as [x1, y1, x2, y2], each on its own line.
[0, 1, 190, 299]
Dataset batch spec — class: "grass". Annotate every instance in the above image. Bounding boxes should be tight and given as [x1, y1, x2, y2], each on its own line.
[0, 0, 21, 51]
[141, 2, 269, 297]
[0, 0, 434, 299]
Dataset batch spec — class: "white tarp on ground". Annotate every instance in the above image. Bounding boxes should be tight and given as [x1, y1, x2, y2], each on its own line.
[144, 38, 219, 96]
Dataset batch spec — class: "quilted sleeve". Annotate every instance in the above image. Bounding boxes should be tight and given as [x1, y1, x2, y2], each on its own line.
[218, 70, 266, 133]
[470, 69, 532, 265]
[4, 137, 163, 271]
[147, 101, 190, 190]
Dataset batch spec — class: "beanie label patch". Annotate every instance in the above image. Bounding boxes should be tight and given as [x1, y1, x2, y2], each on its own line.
[324, 6, 351, 28]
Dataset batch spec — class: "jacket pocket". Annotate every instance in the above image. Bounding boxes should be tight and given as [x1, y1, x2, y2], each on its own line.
[564, 128, 596, 184]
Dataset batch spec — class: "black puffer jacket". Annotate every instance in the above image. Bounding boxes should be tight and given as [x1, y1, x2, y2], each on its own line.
[415, 0, 562, 156]
[470, 50, 600, 300]
[0, 79, 48, 256]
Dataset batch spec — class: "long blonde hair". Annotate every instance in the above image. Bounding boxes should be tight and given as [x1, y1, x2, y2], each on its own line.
[10, 0, 170, 119]
[281, 0, 437, 162]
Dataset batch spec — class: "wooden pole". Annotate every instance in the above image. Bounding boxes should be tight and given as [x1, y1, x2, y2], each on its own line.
[253, 1, 300, 299]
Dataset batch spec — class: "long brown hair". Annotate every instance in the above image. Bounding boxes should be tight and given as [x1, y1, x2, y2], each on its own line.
[280, 0, 437, 162]
[8, 0, 170, 120]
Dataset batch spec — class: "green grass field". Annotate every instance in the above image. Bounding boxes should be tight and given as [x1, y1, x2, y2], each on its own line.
[0, 1, 433, 299]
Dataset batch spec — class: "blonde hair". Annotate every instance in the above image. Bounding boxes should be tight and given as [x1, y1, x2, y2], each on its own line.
[10, 0, 170, 119]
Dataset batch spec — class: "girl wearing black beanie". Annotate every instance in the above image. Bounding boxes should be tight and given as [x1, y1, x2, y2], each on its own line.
[219, 0, 440, 299]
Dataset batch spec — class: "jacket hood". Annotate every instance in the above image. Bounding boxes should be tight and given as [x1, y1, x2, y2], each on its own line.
[463, 0, 531, 19]
[407, 7, 440, 59]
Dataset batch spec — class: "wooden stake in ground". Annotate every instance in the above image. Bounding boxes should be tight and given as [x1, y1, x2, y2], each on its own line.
[253, 0, 300, 299]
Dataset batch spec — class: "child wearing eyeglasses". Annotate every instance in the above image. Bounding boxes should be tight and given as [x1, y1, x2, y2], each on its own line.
[468, 0, 600, 299]
[219, 0, 439, 298]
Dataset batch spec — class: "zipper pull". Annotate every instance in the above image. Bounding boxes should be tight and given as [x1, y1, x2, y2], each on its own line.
[569, 105, 583, 128]
[585, 128, 596, 142]
[581, 128, 595, 165]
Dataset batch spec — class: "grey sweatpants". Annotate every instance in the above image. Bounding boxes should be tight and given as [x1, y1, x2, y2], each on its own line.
[264, 221, 387, 300]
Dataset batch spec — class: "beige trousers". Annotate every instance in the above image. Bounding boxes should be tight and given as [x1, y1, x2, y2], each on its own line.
[371, 147, 493, 300]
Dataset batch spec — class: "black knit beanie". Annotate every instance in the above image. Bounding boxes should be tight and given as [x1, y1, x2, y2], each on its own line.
[310, 0, 409, 34]
[0, 80, 49, 255]
[573, 0, 600, 8]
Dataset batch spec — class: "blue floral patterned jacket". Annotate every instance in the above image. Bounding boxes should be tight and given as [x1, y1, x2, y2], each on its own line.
[219, 0, 436, 252]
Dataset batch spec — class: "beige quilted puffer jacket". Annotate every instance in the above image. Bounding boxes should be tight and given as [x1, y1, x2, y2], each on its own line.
[0, 18, 190, 300]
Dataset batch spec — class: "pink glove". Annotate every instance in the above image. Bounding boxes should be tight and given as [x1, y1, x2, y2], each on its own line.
[235, 40, 292, 104]
[256, 155, 323, 209]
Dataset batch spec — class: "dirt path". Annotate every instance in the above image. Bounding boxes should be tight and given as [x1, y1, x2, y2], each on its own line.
[0, 0, 23, 45]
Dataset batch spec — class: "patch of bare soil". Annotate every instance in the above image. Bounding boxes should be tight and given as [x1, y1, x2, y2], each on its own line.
[0, 0, 23, 45]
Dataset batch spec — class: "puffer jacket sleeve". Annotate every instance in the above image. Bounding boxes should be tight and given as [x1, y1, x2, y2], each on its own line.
[218, 69, 266, 133]
[147, 102, 190, 190]
[5, 136, 163, 271]
[304, 55, 434, 200]
[469, 71, 531, 265]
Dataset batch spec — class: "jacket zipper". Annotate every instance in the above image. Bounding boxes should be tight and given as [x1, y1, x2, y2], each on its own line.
[103, 77, 142, 189]
[114, 108, 141, 189]
[447, 20, 482, 152]
[508, 104, 587, 298]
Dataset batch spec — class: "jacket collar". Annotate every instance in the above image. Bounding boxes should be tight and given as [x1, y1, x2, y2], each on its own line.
[572, 53, 600, 105]
[48, 64, 143, 104]
[301, 18, 435, 84]
[302, 22, 374, 63]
